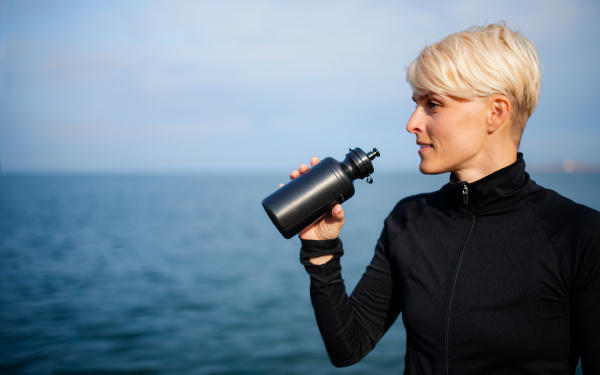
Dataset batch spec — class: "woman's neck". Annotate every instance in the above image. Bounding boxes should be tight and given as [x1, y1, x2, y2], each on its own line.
[453, 144, 519, 183]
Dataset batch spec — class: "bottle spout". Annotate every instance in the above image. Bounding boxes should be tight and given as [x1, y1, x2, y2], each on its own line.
[344, 147, 380, 181]
[367, 148, 380, 160]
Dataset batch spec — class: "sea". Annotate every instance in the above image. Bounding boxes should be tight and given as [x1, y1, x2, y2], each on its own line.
[1, 172, 598, 375]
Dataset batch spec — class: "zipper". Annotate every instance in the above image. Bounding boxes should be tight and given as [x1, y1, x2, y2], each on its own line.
[444, 184, 476, 375]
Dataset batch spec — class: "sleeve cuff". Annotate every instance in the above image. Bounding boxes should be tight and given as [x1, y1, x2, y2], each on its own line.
[300, 238, 344, 266]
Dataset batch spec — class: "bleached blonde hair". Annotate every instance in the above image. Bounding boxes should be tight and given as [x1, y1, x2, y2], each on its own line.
[406, 23, 541, 145]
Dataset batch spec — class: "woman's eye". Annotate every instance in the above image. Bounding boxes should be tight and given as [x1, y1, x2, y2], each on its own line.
[428, 101, 439, 109]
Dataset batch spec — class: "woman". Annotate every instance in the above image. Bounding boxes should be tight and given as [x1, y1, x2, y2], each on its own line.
[287, 24, 600, 374]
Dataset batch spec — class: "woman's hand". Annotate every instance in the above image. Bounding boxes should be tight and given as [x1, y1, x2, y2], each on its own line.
[279, 157, 345, 241]
[279, 157, 345, 265]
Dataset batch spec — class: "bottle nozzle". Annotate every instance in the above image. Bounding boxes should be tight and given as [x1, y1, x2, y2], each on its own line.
[367, 148, 380, 160]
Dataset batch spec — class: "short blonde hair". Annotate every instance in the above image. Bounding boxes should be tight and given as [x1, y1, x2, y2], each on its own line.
[406, 23, 541, 144]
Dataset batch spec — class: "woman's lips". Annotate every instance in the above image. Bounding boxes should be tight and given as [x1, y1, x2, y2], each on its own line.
[418, 144, 433, 154]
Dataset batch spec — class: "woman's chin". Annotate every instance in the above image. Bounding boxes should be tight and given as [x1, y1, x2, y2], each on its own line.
[418, 163, 434, 175]
[419, 162, 446, 175]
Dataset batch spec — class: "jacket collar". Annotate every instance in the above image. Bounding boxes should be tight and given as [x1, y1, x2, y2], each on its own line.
[446, 153, 533, 214]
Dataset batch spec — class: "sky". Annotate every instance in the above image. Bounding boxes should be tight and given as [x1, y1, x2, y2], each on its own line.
[1, 0, 599, 173]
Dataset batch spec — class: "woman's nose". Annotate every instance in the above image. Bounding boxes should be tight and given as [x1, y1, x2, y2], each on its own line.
[406, 109, 424, 134]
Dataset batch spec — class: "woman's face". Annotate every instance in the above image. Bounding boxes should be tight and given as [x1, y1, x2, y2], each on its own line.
[407, 91, 490, 178]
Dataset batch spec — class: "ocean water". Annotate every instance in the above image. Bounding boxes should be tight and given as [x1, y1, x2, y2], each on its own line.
[1, 172, 597, 375]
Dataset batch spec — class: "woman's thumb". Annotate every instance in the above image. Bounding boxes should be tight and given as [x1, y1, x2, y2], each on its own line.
[332, 204, 344, 222]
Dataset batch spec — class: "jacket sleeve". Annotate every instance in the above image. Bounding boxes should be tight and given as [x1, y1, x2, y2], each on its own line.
[300, 222, 402, 368]
[570, 209, 600, 374]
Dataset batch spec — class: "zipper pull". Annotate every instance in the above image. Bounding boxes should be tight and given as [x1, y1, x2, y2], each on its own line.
[462, 185, 468, 205]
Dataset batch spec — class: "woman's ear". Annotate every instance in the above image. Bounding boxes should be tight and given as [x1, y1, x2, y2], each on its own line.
[487, 95, 511, 134]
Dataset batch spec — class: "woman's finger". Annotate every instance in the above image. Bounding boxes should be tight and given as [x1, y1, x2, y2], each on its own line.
[331, 204, 344, 221]
[279, 183, 284, 188]
[299, 164, 310, 174]
[290, 157, 319, 181]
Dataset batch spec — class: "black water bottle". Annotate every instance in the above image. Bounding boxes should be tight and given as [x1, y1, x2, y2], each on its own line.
[262, 147, 380, 239]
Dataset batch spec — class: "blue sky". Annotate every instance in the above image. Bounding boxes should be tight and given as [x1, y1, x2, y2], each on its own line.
[1, 0, 599, 173]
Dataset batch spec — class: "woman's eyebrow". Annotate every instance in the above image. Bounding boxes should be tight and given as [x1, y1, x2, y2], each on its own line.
[412, 93, 432, 102]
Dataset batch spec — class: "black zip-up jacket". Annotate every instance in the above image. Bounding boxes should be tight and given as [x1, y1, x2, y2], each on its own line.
[300, 154, 600, 374]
